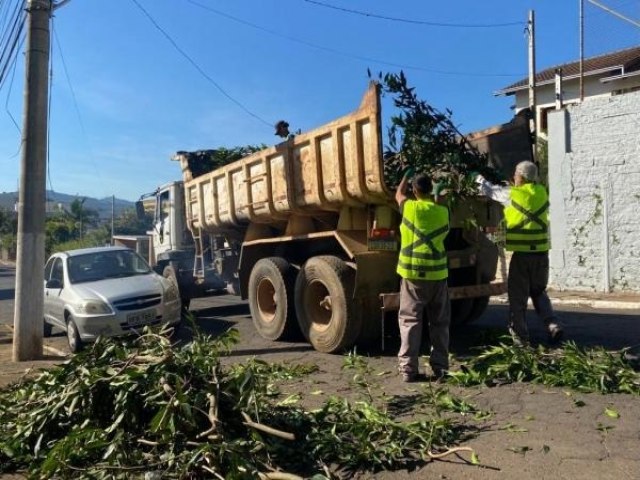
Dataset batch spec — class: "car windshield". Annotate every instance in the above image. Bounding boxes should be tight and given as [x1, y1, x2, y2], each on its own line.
[67, 250, 152, 284]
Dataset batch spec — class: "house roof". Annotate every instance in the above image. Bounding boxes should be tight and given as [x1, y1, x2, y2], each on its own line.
[497, 45, 640, 95]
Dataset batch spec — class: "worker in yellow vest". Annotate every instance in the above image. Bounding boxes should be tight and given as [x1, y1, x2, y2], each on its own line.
[395, 170, 450, 382]
[476, 161, 564, 345]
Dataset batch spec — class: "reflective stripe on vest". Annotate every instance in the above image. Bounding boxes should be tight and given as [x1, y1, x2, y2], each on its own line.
[504, 184, 550, 252]
[397, 199, 449, 281]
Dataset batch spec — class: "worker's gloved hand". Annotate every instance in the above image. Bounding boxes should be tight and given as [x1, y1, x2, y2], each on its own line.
[403, 166, 415, 178]
[432, 181, 445, 197]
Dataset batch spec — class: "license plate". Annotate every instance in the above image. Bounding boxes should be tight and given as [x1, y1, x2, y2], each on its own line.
[127, 309, 156, 326]
[368, 239, 398, 251]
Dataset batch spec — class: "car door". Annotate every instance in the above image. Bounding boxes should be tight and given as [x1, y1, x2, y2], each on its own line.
[44, 257, 65, 329]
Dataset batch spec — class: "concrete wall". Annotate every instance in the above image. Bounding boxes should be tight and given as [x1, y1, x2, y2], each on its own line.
[547, 90, 640, 292]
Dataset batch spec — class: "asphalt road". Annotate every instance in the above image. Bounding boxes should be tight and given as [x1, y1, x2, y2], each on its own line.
[2, 263, 640, 479]
[2, 261, 639, 352]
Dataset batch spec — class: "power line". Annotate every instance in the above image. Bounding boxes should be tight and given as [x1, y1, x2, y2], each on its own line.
[53, 25, 85, 136]
[301, 0, 525, 28]
[130, 0, 272, 128]
[47, 14, 54, 194]
[0, 1, 26, 92]
[4, 35, 22, 159]
[186, 0, 525, 78]
[586, 0, 640, 28]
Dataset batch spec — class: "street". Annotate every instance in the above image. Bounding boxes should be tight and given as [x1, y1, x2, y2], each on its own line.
[1, 263, 640, 479]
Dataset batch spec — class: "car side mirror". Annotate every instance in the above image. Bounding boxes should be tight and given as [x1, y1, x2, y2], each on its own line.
[46, 279, 62, 289]
[135, 200, 146, 220]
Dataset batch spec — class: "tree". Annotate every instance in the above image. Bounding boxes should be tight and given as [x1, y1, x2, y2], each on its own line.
[0, 207, 17, 254]
[67, 198, 99, 240]
[113, 208, 153, 235]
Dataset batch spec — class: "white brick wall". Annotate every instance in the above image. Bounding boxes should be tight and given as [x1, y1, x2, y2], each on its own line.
[547, 91, 640, 292]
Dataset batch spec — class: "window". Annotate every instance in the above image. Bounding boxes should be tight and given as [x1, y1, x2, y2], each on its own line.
[158, 190, 170, 223]
[50, 258, 64, 287]
[44, 257, 55, 281]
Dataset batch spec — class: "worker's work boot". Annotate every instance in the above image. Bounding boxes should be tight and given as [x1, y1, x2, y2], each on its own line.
[548, 323, 564, 344]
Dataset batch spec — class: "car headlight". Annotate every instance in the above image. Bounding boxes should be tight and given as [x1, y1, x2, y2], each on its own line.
[163, 284, 179, 303]
[74, 300, 112, 315]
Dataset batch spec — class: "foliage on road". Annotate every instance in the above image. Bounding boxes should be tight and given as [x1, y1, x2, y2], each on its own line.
[0, 324, 474, 479]
[449, 340, 640, 395]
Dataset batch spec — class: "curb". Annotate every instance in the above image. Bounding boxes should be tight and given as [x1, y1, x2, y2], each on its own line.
[490, 296, 640, 311]
[43, 344, 69, 358]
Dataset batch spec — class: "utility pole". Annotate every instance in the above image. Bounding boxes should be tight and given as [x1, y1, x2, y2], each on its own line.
[13, 0, 52, 361]
[555, 68, 564, 110]
[527, 10, 537, 159]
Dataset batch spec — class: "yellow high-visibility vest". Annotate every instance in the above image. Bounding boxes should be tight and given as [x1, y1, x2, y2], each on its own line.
[396, 199, 449, 281]
[504, 183, 550, 252]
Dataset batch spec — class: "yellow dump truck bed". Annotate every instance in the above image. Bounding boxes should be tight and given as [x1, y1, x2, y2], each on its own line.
[174, 83, 392, 235]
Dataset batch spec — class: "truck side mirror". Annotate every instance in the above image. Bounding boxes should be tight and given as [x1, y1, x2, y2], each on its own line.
[135, 200, 146, 220]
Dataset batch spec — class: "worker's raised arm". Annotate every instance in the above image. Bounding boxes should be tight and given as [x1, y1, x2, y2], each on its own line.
[475, 174, 511, 206]
[395, 169, 412, 207]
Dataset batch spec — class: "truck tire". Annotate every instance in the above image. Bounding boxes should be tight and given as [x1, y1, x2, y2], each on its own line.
[466, 295, 490, 324]
[295, 256, 361, 353]
[248, 257, 299, 341]
[163, 263, 190, 312]
[450, 296, 490, 327]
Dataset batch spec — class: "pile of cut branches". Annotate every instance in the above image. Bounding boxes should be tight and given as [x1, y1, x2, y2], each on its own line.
[449, 339, 640, 394]
[178, 145, 266, 178]
[0, 325, 468, 479]
[377, 71, 505, 199]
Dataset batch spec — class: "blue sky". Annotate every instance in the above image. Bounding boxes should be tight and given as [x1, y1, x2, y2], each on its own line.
[0, 0, 638, 201]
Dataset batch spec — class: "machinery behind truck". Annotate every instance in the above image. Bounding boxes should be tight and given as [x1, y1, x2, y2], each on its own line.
[140, 82, 533, 353]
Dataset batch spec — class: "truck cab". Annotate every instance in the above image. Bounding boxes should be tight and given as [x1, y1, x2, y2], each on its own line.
[141, 181, 226, 309]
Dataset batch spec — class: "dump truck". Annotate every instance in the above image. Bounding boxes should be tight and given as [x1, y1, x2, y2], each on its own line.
[143, 82, 533, 353]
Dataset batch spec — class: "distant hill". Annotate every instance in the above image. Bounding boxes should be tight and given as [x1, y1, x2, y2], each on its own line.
[0, 191, 135, 219]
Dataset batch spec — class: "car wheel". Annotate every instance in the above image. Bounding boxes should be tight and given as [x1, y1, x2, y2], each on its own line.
[66, 316, 84, 353]
[43, 320, 53, 338]
[163, 263, 190, 313]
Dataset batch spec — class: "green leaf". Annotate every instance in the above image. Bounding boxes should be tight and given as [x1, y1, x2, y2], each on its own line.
[604, 407, 620, 419]
[470, 452, 480, 464]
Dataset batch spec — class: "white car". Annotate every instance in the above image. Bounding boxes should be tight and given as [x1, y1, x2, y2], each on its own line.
[43, 246, 182, 352]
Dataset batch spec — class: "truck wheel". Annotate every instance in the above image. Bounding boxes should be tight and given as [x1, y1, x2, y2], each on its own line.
[451, 298, 474, 327]
[466, 296, 490, 324]
[248, 257, 299, 341]
[353, 295, 382, 349]
[295, 256, 361, 353]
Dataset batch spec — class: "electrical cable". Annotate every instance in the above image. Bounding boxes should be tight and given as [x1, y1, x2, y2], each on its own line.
[130, 0, 273, 128]
[186, 0, 525, 78]
[4, 35, 23, 159]
[47, 14, 54, 195]
[301, 0, 525, 28]
[0, 0, 25, 93]
[53, 26, 85, 136]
